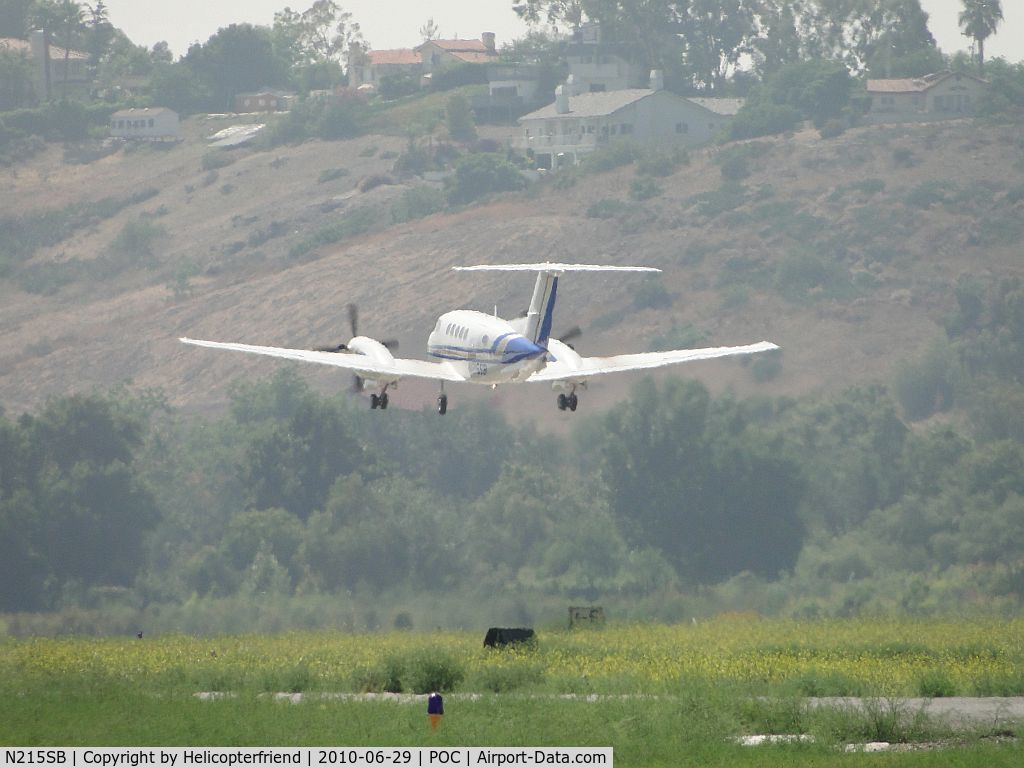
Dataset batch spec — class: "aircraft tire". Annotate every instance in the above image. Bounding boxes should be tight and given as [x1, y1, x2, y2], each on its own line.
[569, 393, 578, 411]
[438, 394, 448, 415]
[557, 394, 567, 411]
[370, 394, 379, 409]
[380, 393, 389, 409]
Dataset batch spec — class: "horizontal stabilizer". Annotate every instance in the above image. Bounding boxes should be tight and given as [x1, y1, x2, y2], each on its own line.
[455, 263, 660, 274]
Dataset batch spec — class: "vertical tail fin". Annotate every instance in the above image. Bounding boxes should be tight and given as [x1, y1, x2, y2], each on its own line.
[524, 271, 558, 346]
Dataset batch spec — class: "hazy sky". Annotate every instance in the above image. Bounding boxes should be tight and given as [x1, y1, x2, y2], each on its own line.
[102, 0, 1023, 63]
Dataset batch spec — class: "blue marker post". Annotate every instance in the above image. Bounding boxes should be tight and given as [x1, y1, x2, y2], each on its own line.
[427, 692, 444, 730]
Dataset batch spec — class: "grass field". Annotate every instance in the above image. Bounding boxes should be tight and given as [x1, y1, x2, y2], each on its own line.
[2, 617, 1023, 766]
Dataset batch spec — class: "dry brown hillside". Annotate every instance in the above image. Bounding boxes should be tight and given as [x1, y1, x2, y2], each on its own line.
[2, 114, 1022, 423]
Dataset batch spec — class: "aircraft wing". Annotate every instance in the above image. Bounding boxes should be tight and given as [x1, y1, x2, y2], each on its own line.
[527, 341, 779, 383]
[179, 338, 466, 382]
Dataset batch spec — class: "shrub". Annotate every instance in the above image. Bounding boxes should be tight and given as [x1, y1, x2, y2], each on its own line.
[632, 277, 673, 309]
[750, 351, 783, 383]
[578, 141, 637, 174]
[692, 182, 746, 217]
[586, 199, 622, 219]
[404, 651, 464, 694]
[444, 153, 525, 205]
[892, 340, 959, 421]
[357, 173, 395, 193]
[391, 186, 445, 223]
[317, 167, 349, 184]
[635, 146, 688, 177]
[819, 119, 846, 139]
[288, 207, 377, 260]
[110, 218, 167, 261]
[719, 154, 750, 181]
[892, 147, 918, 167]
[201, 152, 234, 171]
[629, 176, 661, 201]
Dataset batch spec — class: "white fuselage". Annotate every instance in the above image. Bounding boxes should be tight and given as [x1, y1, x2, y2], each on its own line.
[427, 310, 548, 384]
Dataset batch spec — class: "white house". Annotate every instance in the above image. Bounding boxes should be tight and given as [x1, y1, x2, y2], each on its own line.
[865, 71, 988, 123]
[517, 72, 738, 171]
[110, 108, 180, 140]
[564, 22, 646, 93]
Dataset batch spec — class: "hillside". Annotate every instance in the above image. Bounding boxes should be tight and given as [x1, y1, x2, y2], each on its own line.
[2, 114, 1023, 422]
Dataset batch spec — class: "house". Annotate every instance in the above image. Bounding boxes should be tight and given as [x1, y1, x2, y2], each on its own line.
[471, 62, 550, 121]
[415, 33, 499, 78]
[865, 71, 988, 123]
[233, 90, 298, 113]
[564, 22, 646, 94]
[517, 72, 738, 171]
[349, 48, 421, 91]
[109, 108, 180, 140]
[0, 30, 90, 101]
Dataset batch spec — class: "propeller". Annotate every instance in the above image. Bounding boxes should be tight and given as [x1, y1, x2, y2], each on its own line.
[312, 303, 398, 353]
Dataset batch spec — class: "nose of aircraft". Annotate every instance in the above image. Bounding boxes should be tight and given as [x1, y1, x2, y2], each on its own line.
[504, 335, 545, 360]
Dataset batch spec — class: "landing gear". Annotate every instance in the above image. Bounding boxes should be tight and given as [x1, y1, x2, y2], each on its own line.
[437, 393, 448, 415]
[370, 388, 389, 410]
[557, 392, 578, 412]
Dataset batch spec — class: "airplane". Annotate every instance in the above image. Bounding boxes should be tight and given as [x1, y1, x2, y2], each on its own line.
[180, 263, 779, 414]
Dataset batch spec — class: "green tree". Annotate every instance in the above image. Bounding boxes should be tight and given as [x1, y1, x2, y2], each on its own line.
[242, 397, 370, 520]
[959, 0, 1003, 73]
[0, 47, 36, 109]
[445, 90, 476, 142]
[593, 379, 804, 583]
[445, 152, 525, 205]
[183, 23, 290, 110]
[0, 0, 35, 37]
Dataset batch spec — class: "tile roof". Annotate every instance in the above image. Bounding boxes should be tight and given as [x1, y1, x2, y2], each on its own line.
[866, 71, 987, 94]
[449, 50, 498, 64]
[0, 36, 88, 60]
[426, 38, 489, 52]
[368, 48, 420, 66]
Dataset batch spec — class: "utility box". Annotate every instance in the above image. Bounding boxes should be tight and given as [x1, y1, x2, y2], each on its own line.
[568, 606, 605, 629]
[483, 627, 536, 648]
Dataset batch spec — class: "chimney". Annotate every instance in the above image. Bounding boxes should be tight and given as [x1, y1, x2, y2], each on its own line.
[555, 84, 570, 114]
[650, 69, 664, 91]
[481, 32, 496, 52]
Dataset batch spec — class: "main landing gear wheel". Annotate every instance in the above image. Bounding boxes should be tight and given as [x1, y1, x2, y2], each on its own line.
[370, 393, 389, 410]
[557, 393, 579, 412]
[437, 393, 448, 415]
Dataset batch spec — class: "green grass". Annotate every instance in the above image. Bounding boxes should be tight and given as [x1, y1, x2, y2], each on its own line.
[2, 619, 1023, 762]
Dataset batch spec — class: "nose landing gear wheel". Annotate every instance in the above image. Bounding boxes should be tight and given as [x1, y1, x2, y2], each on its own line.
[568, 393, 578, 411]
[437, 393, 448, 415]
[557, 393, 567, 411]
[370, 394, 380, 409]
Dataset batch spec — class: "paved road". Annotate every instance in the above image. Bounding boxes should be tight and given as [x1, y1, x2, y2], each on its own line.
[806, 697, 1024, 726]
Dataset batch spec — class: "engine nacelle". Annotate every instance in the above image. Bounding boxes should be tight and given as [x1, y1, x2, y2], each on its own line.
[347, 335, 397, 364]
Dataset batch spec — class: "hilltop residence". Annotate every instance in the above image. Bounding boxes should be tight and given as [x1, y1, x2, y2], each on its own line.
[865, 71, 988, 123]
[517, 72, 738, 171]
[349, 48, 421, 90]
[415, 34, 499, 77]
[0, 30, 90, 101]
[109, 108, 180, 141]
[233, 90, 298, 113]
[564, 22, 646, 93]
